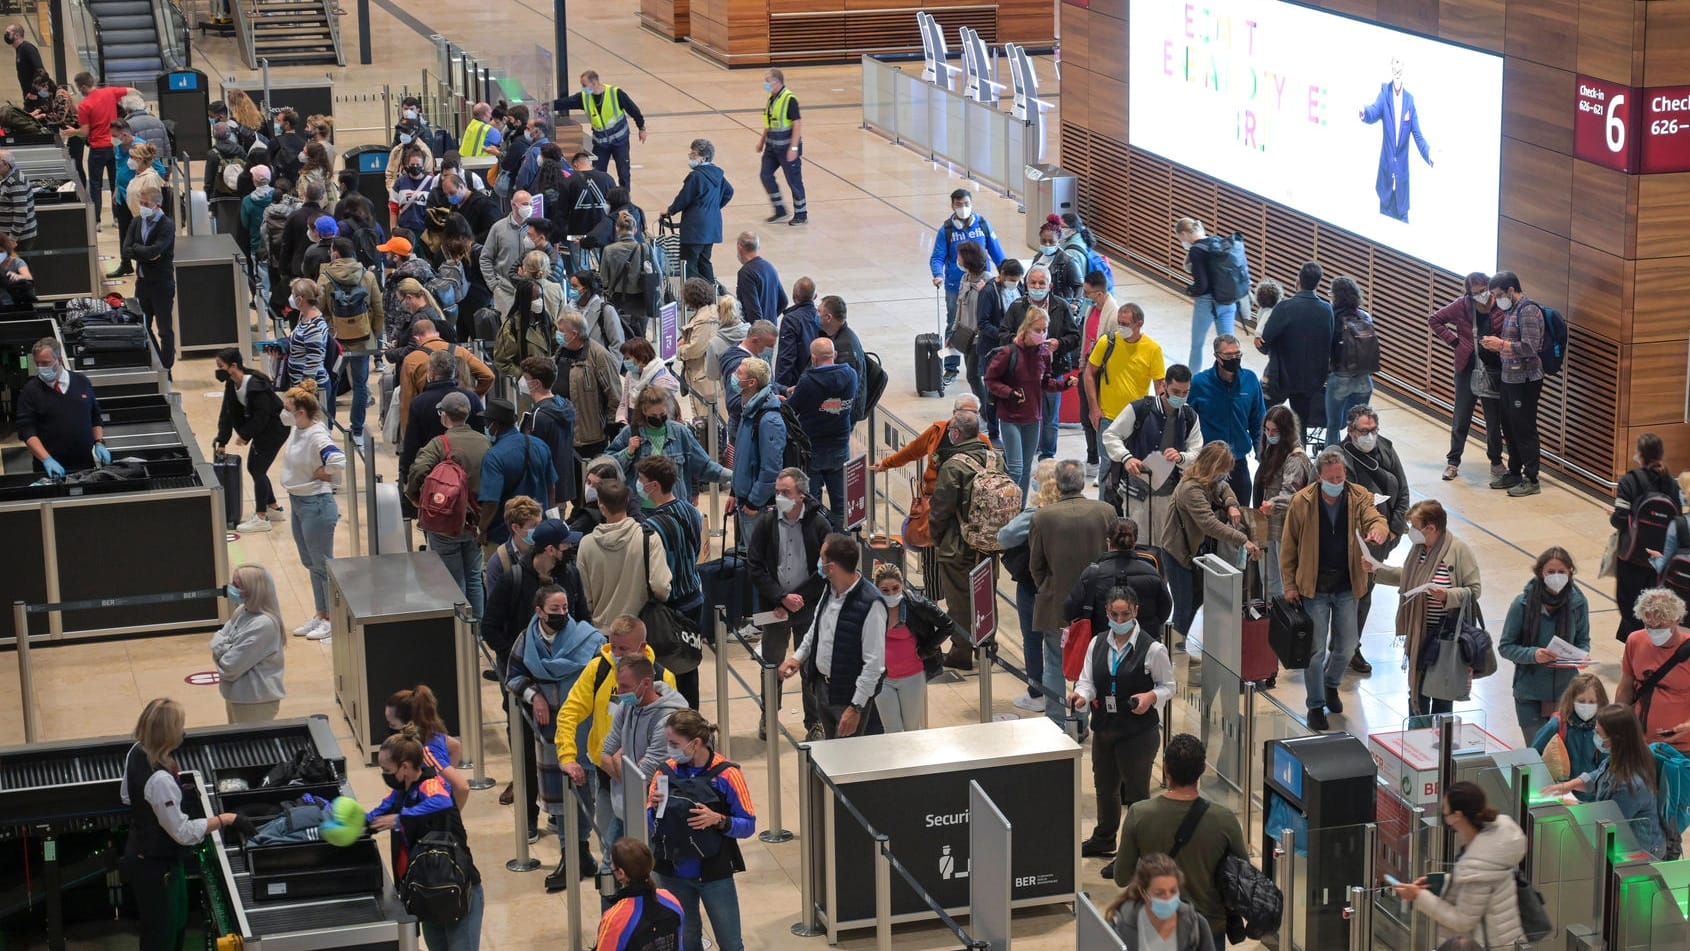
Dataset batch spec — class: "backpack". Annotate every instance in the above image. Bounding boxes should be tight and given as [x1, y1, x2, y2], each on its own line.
[1086, 245, 1113, 290]
[1511, 868, 1554, 942]
[650, 759, 738, 864]
[416, 435, 470, 535]
[0, 102, 44, 135]
[752, 399, 812, 473]
[217, 154, 247, 195]
[1217, 851, 1283, 939]
[1661, 516, 1690, 600]
[400, 829, 473, 925]
[262, 199, 297, 265]
[328, 276, 370, 319]
[345, 223, 382, 269]
[1208, 232, 1251, 302]
[1621, 488, 1680, 564]
[957, 452, 1022, 552]
[1537, 304, 1569, 377]
[1336, 309, 1381, 375]
[1652, 742, 1690, 848]
[427, 271, 462, 321]
[859, 352, 889, 423]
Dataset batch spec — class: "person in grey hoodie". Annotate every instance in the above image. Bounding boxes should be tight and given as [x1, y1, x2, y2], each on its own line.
[211, 564, 287, 723]
[600, 654, 690, 845]
[1104, 853, 1215, 951]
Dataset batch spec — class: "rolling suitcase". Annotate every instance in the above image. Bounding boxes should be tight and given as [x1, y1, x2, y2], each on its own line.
[214, 451, 243, 529]
[1268, 594, 1314, 670]
[914, 333, 943, 397]
[1240, 562, 1278, 684]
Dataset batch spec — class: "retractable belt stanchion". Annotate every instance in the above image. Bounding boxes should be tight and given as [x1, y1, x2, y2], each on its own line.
[564, 781, 585, 950]
[1242, 680, 1257, 853]
[506, 691, 542, 873]
[715, 612, 732, 763]
[12, 601, 38, 743]
[760, 662, 793, 842]
[976, 642, 993, 723]
[873, 835, 893, 951]
[791, 743, 825, 937]
[452, 602, 494, 788]
[1276, 827, 1295, 951]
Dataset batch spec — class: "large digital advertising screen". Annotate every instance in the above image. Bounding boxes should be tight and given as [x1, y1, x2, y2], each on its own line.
[1128, 0, 1504, 274]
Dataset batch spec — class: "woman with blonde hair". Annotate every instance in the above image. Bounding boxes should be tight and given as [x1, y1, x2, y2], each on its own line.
[984, 306, 1074, 499]
[297, 141, 339, 207]
[122, 698, 239, 951]
[997, 458, 1062, 712]
[1166, 441, 1257, 640]
[211, 564, 286, 722]
[1531, 672, 1609, 791]
[226, 89, 264, 131]
[871, 562, 963, 731]
[1105, 853, 1215, 950]
[280, 379, 345, 639]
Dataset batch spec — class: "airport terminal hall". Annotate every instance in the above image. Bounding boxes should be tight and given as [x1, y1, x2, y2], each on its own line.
[7, 0, 1690, 948]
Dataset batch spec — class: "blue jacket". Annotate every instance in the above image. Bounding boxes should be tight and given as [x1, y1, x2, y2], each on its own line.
[1188, 366, 1264, 461]
[664, 163, 734, 245]
[788, 363, 857, 454]
[775, 301, 819, 388]
[929, 215, 1005, 292]
[1532, 714, 1602, 801]
[479, 429, 556, 543]
[607, 419, 730, 500]
[515, 136, 552, 193]
[736, 256, 787, 325]
[732, 386, 786, 507]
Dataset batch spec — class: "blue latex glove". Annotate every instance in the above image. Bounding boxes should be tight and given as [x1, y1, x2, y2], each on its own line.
[42, 456, 65, 478]
[93, 443, 112, 466]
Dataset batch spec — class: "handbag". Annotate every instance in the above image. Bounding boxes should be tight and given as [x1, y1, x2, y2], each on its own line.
[1420, 624, 1472, 702]
[1469, 363, 1501, 399]
[638, 530, 704, 672]
[902, 471, 933, 550]
[1599, 529, 1620, 579]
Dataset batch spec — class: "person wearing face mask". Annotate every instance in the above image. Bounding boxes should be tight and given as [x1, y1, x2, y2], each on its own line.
[1251, 405, 1314, 599]
[1541, 705, 1668, 858]
[405, 390, 493, 616]
[267, 109, 306, 181]
[984, 305, 1075, 500]
[718, 318, 775, 438]
[1340, 404, 1410, 674]
[776, 533, 888, 738]
[280, 180, 327, 284]
[388, 144, 436, 235]
[514, 120, 556, 195]
[507, 581, 608, 891]
[105, 121, 151, 277]
[1028, 220, 1075, 298]
[1003, 263, 1080, 461]
[493, 277, 558, 380]
[481, 189, 531, 316]
[611, 385, 728, 503]
[1256, 262, 1333, 431]
[555, 70, 649, 187]
[461, 101, 503, 159]
[1085, 299, 1164, 467]
[871, 563, 959, 732]
[1280, 448, 1390, 731]
[617, 337, 681, 424]
[553, 309, 624, 458]
[0, 229, 34, 308]
[1184, 334, 1263, 508]
[483, 495, 543, 628]
[570, 269, 623, 352]
[1428, 271, 1510, 483]
[748, 468, 832, 739]
[664, 138, 733, 286]
[476, 398, 555, 548]
[210, 564, 286, 723]
[568, 462, 625, 535]
[278, 380, 345, 639]
[974, 257, 1024, 442]
[596, 838, 685, 947]
[930, 189, 1006, 385]
[1100, 365, 1203, 546]
[296, 141, 338, 210]
[601, 653, 691, 854]
[366, 734, 485, 948]
[122, 182, 177, 371]
[788, 336, 858, 529]
[517, 357, 579, 507]
[1321, 276, 1377, 447]
[1616, 588, 1690, 754]
[1478, 270, 1548, 497]
[1532, 673, 1609, 795]
[676, 277, 726, 418]
[212, 348, 288, 532]
[756, 67, 807, 225]
[1389, 782, 1527, 945]
[1166, 442, 1258, 640]
[1368, 500, 1481, 718]
[1497, 546, 1590, 741]
[578, 481, 674, 631]
[1612, 432, 1684, 642]
[1105, 854, 1215, 951]
[631, 460, 710, 696]
[5, 24, 42, 108]
[928, 410, 998, 667]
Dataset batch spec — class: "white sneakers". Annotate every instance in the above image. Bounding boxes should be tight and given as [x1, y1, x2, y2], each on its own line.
[1011, 693, 1045, 713]
[292, 617, 331, 639]
[236, 514, 272, 533]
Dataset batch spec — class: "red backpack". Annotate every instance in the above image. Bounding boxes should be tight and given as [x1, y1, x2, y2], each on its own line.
[416, 435, 470, 535]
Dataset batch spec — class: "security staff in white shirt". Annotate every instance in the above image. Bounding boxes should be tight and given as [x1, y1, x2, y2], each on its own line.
[778, 533, 887, 738]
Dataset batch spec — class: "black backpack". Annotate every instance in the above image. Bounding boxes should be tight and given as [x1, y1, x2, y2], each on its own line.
[651, 759, 737, 864]
[1661, 516, 1690, 601]
[1622, 489, 1681, 564]
[751, 399, 812, 473]
[1336, 309, 1381, 375]
[400, 829, 473, 925]
[859, 351, 889, 423]
[1207, 232, 1251, 302]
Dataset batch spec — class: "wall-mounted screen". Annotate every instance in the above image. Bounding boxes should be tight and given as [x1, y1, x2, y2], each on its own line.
[1128, 0, 1503, 274]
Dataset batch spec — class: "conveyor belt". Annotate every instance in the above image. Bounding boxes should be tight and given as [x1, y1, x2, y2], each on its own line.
[0, 727, 326, 798]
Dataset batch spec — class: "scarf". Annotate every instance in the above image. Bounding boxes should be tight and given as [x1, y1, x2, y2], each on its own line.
[1522, 577, 1571, 649]
[1399, 530, 1453, 677]
[520, 614, 604, 696]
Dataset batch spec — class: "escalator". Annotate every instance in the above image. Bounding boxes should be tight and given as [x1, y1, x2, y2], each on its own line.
[241, 0, 344, 68]
[87, 0, 165, 98]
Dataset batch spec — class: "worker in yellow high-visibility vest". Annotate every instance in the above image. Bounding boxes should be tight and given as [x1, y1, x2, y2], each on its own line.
[460, 102, 504, 158]
[755, 68, 806, 226]
[554, 69, 646, 189]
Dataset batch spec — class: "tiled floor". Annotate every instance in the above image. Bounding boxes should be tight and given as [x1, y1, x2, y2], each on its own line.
[0, 2, 1652, 948]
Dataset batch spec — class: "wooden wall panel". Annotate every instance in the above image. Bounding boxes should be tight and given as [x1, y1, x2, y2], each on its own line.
[1631, 256, 1690, 342]
[1060, 5, 1091, 75]
[1379, 0, 1439, 36]
[1440, 0, 1506, 50]
[1502, 59, 1576, 153]
[1643, 1, 1690, 86]
[1500, 139, 1573, 237]
[1624, 340, 1690, 425]
[1090, 76, 1127, 144]
[1315, 0, 1379, 21]
[1634, 174, 1690, 258]
[1086, 0, 1126, 20]
[1497, 218, 1572, 311]
[1062, 65, 1093, 130]
[1577, 0, 1643, 84]
[1570, 160, 1633, 256]
[1566, 241, 1628, 341]
[995, 0, 1056, 43]
[1505, 0, 1578, 69]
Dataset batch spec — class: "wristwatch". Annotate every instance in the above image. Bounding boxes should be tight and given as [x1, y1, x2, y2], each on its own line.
[848, 702, 865, 717]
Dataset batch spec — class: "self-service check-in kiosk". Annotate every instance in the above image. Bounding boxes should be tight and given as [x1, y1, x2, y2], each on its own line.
[1263, 733, 1377, 951]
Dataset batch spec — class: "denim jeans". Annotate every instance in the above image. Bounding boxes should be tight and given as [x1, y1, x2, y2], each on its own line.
[806, 446, 849, 530]
[1302, 590, 1358, 711]
[1188, 296, 1237, 371]
[656, 872, 744, 951]
[87, 145, 116, 221]
[1000, 421, 1040, 502]
[334, 353, 371, 437]
[1041, 628, 1066, 727]
[1016, 581, 1042, 697]
[1323, 372, 1373, 447]
[289, 492, 338, 613]
[943, 287, 961, 373]
[419, 881, 483, 951]
[425, 530, 485, 620]
[1038, 390, 1060, 458]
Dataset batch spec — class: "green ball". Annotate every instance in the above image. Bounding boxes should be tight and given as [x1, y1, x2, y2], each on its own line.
[321, 796, 366, 847]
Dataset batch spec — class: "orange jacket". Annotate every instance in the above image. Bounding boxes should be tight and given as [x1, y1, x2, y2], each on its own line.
[878, 419, 992, 497]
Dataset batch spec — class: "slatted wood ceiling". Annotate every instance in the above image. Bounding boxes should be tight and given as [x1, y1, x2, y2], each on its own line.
[767, 7, 995, 59]
[1070, 140, 1620, 492]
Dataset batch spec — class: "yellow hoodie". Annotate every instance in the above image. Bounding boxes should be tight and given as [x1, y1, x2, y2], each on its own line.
[555, 643, 677, 764]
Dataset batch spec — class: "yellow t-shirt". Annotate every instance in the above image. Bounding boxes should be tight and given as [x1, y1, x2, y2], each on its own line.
[1088, 333, 1166, 419]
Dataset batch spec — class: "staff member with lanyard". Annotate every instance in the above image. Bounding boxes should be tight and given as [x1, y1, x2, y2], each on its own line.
[122, 698, 239, 951]
[756, 68, 806, 226]
[555, 70, 647, 189]
[16, 336, 110, 475]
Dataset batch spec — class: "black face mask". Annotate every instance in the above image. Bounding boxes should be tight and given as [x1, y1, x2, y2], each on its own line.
[406, 166, 423, 176]
[645, 415, 667, 428]
[1217, 356, 1242, 373]
[543, 611, 568, 632]
[382, 771, 404, 790]
[215, 368, 231, 383]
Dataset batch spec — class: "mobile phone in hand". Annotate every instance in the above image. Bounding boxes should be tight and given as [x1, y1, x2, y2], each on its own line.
[1660, 727, 1680, 738]
[1383, 874, 1401, 887]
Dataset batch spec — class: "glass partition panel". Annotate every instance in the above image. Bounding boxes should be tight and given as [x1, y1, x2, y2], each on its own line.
[1289, 821, 1375, 951]
[894, 72, 929, 150]
[1613, 855, 1690, 951]
[861, 57, 896, 135]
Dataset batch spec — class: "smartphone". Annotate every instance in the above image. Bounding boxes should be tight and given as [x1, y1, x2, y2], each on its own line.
[1422, 872, 1446, 896]
[1383, 874, 1401, 887]
[1659, 727, 1680, 738]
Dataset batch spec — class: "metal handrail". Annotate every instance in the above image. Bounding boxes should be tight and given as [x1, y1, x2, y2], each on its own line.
[319, 0, 345, 66]
[232, 0, 255, 68]
[162, 0, 193, 69]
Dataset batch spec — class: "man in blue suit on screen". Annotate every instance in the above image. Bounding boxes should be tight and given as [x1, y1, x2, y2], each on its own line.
[1359, 57, 1433, 223]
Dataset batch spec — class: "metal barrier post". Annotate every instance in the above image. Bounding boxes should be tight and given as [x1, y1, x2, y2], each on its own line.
[1241, 680, 1257, 854]
[342, 427, 362, 556]
[1406, 804, 1426, 951]
[505, 691, 542, 872]
[453, 603, 494, 789]
[715, 613, 732, 763]
[1435, 714, 1455, 867]
[790, 743, 825, 936]
[976, 643, 992, 723]
[620, 758, 649, 847]
[13, 601, 38, 743]
[1346, 885, 1368, 951]
[760, 663, 793, 843]
[564, 786, 584, 950]
[874, 835, 893, 951]
[1275, 827, 1295, 951]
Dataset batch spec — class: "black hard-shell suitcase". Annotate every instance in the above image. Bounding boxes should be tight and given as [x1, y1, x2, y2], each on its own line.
[1268, 594, 1314, 670]
[214, 452, 243, 529]
[76, 323, 150, 352]
[914, 333, 943, 397]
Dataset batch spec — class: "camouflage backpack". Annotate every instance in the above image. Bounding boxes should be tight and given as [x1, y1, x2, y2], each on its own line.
[958, 451, 1022, 552]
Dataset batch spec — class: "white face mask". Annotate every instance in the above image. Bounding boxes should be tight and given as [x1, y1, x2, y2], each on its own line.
[1406, 527, 1426, 546]
[1543, 571, 1570, 594]
[1472, 290, 1491, 306]
[1648, 626, 1675, 647]
[1573, 701, 1599, 722]
[953, 206, 971, 223]
[127, 158, 140, 171]
[774, 494, 797, 516]
[1495, 295, 1515, 311]
[287, 294, 299, 312]
[1352, 432, 1378, 453]
[530, 297, 545, 314]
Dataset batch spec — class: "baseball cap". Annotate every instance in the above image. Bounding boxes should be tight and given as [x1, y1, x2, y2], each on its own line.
[375, 235, 412, 255]
[312, 215, 338, 237]
[437, 391, 471, 417]
[531, 518, 582, 551]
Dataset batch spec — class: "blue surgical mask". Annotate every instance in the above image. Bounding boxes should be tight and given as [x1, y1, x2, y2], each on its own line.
[727, 374, 741, 393]
[614, 691, 638, 706]
[555, 330, 568, 346]
[1108, 618, 1136, 636]
[1320, 480, 1344, 498]
[816, 556, 827, 578]
[687, 158, 703, 168]
[764, 81, 773, 92]
[1594, 734, 1610, 754]
[448, 190, 464, 204]
[1149, 894, 1182, 919]
[524, 528, 536, 545]
[1165, 394, 1186, 409]
[1027, 287, 1049, 302]
[398, 132, 413, 145]
[36, 364, 57, 383]
[623, 359, 639, 374]
[226, 584, 244, 603]
[1266, 434, 1281, 446]
[1039, 244, 1057, 255]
